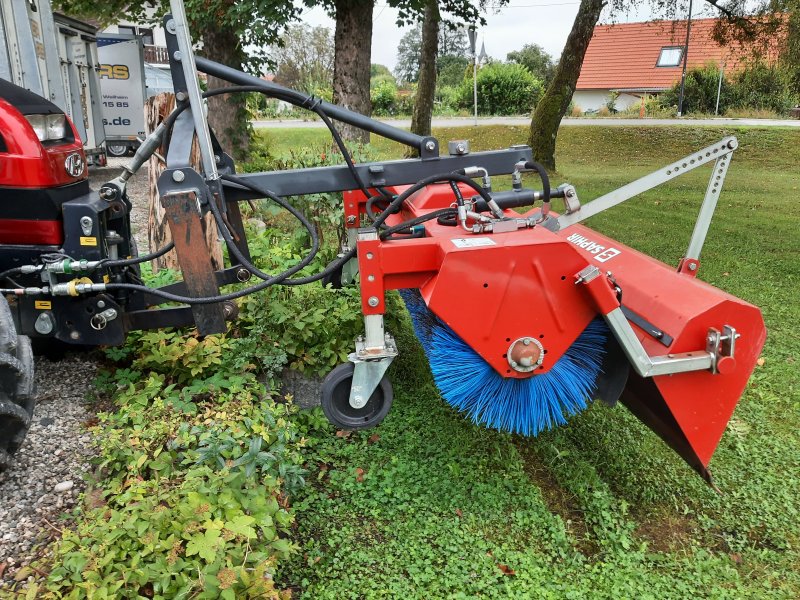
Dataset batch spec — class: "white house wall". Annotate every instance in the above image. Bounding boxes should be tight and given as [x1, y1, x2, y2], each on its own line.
[573, 90, 645, 112]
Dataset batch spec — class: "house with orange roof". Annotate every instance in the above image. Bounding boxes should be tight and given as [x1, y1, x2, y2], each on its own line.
[573, 18, 777, 112]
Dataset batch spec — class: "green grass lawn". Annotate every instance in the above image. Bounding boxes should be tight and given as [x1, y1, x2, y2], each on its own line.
[266, 125, 800, 598]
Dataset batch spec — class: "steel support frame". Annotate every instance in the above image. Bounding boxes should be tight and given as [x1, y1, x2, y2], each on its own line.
[557, 137, 737, 275]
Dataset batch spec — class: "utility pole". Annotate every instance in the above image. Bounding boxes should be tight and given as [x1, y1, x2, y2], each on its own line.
[715, 59, 725, 115]
[677, 0, 693, 117]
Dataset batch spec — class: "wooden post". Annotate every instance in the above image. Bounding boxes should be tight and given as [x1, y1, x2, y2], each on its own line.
[145, 93, 223, 273]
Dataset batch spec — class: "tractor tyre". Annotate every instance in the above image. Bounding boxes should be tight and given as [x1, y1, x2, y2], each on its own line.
[0, 294, 35, 471]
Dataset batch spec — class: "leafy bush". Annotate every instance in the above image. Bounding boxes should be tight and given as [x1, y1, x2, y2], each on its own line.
[371, 80, 399, 116]
[659, 64, 728, 114]
[436, 85, 462, 113]
[728, 62, 796, 113]
[46, 353, 305, 598]
[659, 62, 797, 115]
[458, 63, 542, 115]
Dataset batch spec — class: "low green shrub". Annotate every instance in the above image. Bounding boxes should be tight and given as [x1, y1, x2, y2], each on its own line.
[659, 62, 797, 115]
[459, 63, 542, 115]
[46, 361, 305, 598]
[371, 80, 399, 116]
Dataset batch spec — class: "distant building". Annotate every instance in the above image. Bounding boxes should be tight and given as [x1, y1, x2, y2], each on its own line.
[573, 18, 778, 112]
[102, 19, 169, 66]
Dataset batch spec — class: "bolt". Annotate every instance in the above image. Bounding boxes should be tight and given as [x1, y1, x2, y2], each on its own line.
[70, 331, 80, 341]
[425, 141, 436, 152]
[457, 143, 466, 153]
[367, 275, 375, 282]
[688, 263, 697, 271]
[509, 360, 518, 368]
[97, 300, 106, 309]
[172, 170, 185, 183]
[175, 91, 188, 102]
[236, 268, 251, 282]
[366, 252, 374, 260]
[358, 349, 367, 355]
[173, 50, 182, 61]
[166, 19, 176, 33]
[523, 338, 530, 346]
[368, 296, 380, 307]
[215, 155, 222, 164]
[346, 215, 356, 224]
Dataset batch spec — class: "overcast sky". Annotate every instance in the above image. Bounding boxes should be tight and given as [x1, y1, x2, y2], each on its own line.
[300, 1, 719, 72]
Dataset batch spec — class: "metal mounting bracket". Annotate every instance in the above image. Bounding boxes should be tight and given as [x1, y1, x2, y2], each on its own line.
[577, 265, 740, 378]
[347, 333, 397, 409]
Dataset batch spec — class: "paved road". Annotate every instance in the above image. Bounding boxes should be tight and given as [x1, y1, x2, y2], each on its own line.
[253, 116, 800, 129]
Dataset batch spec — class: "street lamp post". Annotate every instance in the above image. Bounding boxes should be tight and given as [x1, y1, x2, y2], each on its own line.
[677, 0, 693, 117]
[468, 26, 478, 126]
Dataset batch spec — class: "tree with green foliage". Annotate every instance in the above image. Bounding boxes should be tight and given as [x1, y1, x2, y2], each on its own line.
[527, 0, 604, 170]
[394, 21, 469, 83]
[507, 43, 556, 86]
[410, 0, 441, 140]
[272, 24, 335, 95]
[55, 0, 299, 159]
[308, 0, 484, 143]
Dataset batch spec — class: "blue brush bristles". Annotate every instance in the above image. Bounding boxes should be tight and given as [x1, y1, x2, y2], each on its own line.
[400, 289, 608, 436]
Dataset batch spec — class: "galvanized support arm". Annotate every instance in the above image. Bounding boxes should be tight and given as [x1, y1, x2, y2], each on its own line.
[557, 137, 737, 229]
[576, 265, 738, 377]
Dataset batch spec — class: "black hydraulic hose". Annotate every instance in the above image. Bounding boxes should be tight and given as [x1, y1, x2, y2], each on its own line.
[159, 85, 371, 212]
[0, 267, 24, 280]
[372, 173, 493, 229]
[195, 56, 429, 153]
[216, 172, 320, 284]
[523, 161, 551, 204]
[102, 206, 456, 304]
[101, 242, 176, 268]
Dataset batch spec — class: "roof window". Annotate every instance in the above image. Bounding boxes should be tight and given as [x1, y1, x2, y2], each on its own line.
[657, 46, 683, 67]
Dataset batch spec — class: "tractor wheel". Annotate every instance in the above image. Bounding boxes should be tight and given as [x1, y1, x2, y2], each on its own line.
[0, 295, 35, 471]
[321, 362, 393, 430]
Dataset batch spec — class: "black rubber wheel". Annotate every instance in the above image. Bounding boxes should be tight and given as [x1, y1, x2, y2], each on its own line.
[0, 295, 35, 470]
[321, 362, 393, 430]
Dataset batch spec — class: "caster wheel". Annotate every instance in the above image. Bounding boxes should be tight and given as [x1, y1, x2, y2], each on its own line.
[321, 362, 393, 430]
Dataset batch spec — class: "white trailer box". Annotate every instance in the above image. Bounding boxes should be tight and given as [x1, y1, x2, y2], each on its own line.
[53, 12, 106, 160]
[97, 33, 147, 156]
[0, 0, 64, 105]
[0, 0, 106, 162]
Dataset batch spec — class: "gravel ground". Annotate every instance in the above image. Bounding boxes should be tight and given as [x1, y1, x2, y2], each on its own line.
[0, 356, 97, 587]
[0, 158, 150, 588]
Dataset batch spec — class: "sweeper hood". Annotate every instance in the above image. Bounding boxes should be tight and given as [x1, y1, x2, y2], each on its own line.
[337, 136, 766, 484]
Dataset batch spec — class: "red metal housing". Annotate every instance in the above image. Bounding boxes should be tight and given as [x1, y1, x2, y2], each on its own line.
[345, 183, 766, 478]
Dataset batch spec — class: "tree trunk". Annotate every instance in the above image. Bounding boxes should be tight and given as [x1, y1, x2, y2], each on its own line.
[203, 23, 250, 159]
[145, 93, 223, 273]
[410, 0, 440, 141]
[332, 0, 374, 143]
[528, 0, 604, 170]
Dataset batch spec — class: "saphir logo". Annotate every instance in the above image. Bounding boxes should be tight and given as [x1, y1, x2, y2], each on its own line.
[566, 233, 621, 263]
